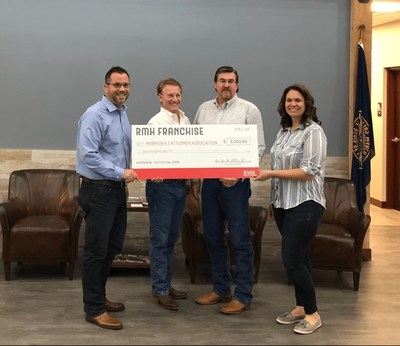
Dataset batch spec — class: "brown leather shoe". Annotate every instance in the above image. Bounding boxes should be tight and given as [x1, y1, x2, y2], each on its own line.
[169, 287, 188, 299]
[219, 299, 248, 315]
[105, 298, 125, 312]
[154, 294, 179, 310]
[85, 312, 123, 330]
[194, 291, 232, 305]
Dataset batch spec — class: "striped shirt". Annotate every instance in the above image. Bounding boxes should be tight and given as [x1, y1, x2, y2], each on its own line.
[270, 121, 327, 209]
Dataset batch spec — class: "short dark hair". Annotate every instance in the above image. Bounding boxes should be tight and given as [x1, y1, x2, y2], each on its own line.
[277, 83, 321, 128]
[213, 66, 239, 84]
[157, 78, 182, 95]
[105, 66, 130, 84]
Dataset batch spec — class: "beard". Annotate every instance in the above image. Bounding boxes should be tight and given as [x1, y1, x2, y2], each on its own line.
[221, 89, 233, 101]
[112, 93, 128, 107]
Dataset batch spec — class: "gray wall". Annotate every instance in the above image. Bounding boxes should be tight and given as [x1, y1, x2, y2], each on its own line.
[0, 0, 349, 156]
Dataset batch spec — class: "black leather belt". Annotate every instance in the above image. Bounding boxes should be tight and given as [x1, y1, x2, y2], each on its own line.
[81, 177, 125, 189]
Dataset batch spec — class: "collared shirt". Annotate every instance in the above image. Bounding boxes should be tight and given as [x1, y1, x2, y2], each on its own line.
[147, 107, 190, 126]
[147, 108, 192, 182]
[194, 95, 265, 162]
[76, 95, 131, 181]
[270, 121, 327, 209]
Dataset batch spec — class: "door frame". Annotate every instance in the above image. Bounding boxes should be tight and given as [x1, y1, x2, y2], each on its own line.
[385, 67, 400, 209]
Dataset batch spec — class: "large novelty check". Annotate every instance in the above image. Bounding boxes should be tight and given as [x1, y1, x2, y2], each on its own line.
[131, 124, 259, 179]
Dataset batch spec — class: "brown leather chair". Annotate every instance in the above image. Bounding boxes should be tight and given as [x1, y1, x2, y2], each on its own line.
[180, 183, 268, 284]
[0, 169, 83, 280]
[309, 177, 371, 291]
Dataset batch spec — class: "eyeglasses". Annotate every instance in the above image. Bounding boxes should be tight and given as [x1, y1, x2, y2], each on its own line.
[217, 79, 236, 85]
[107, 82, 131, 89]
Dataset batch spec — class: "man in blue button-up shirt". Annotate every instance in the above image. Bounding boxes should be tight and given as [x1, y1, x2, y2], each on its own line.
[76, 66, 137, 330]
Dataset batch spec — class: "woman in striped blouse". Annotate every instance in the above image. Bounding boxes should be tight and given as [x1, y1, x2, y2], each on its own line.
[254, 84, 327, 335]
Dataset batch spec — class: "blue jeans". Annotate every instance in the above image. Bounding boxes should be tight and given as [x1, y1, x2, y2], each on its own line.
[201, 178, 253, 305]
[273, 200, 325, 315]
[78, 182, 127, 318]
[146, 180, 186, 296]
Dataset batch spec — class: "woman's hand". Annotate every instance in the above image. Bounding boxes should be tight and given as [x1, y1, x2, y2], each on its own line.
[253, 170, 273, 181]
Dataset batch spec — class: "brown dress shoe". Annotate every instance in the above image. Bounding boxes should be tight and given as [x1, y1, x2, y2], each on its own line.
[219, 299, 248, 315]
[85, 312, 123, 330]
[169, 287, 188, 299]
[105, 298, 125, 312]
[194, 291, 232, 305]
[154, 294, 179, 310]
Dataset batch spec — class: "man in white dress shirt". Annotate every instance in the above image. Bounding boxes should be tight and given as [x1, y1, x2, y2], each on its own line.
[146, 78, 190, 311]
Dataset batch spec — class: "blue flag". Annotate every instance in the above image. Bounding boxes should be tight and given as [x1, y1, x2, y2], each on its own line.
[351, 43, 375, 212]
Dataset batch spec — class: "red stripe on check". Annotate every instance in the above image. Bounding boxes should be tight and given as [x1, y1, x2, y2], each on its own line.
[133, 167, 259, 180]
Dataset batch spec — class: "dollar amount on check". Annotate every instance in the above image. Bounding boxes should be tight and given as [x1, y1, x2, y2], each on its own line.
[131, 124, 259, 179]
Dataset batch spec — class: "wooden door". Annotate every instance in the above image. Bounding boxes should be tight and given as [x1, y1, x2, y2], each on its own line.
[386, 68, 400, 211]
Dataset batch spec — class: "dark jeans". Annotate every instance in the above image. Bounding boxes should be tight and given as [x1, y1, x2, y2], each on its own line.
[146, 180, 186, 296]
[78, 182, 127, 318]
[201, 178, 253, 305]
[273, 200, 325, 315]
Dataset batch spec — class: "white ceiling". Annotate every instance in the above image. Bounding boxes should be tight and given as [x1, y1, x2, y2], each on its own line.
[373, 11, 400, 26]
[372, 0, 400, 26]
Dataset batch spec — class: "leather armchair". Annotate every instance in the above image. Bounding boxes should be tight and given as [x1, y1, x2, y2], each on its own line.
[0, 169, 84, 280]
[180, 183, 268, 284]
[309, 177, 372, 291]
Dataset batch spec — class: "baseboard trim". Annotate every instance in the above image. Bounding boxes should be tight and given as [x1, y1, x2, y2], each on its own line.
[370, 197, 388, 208]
